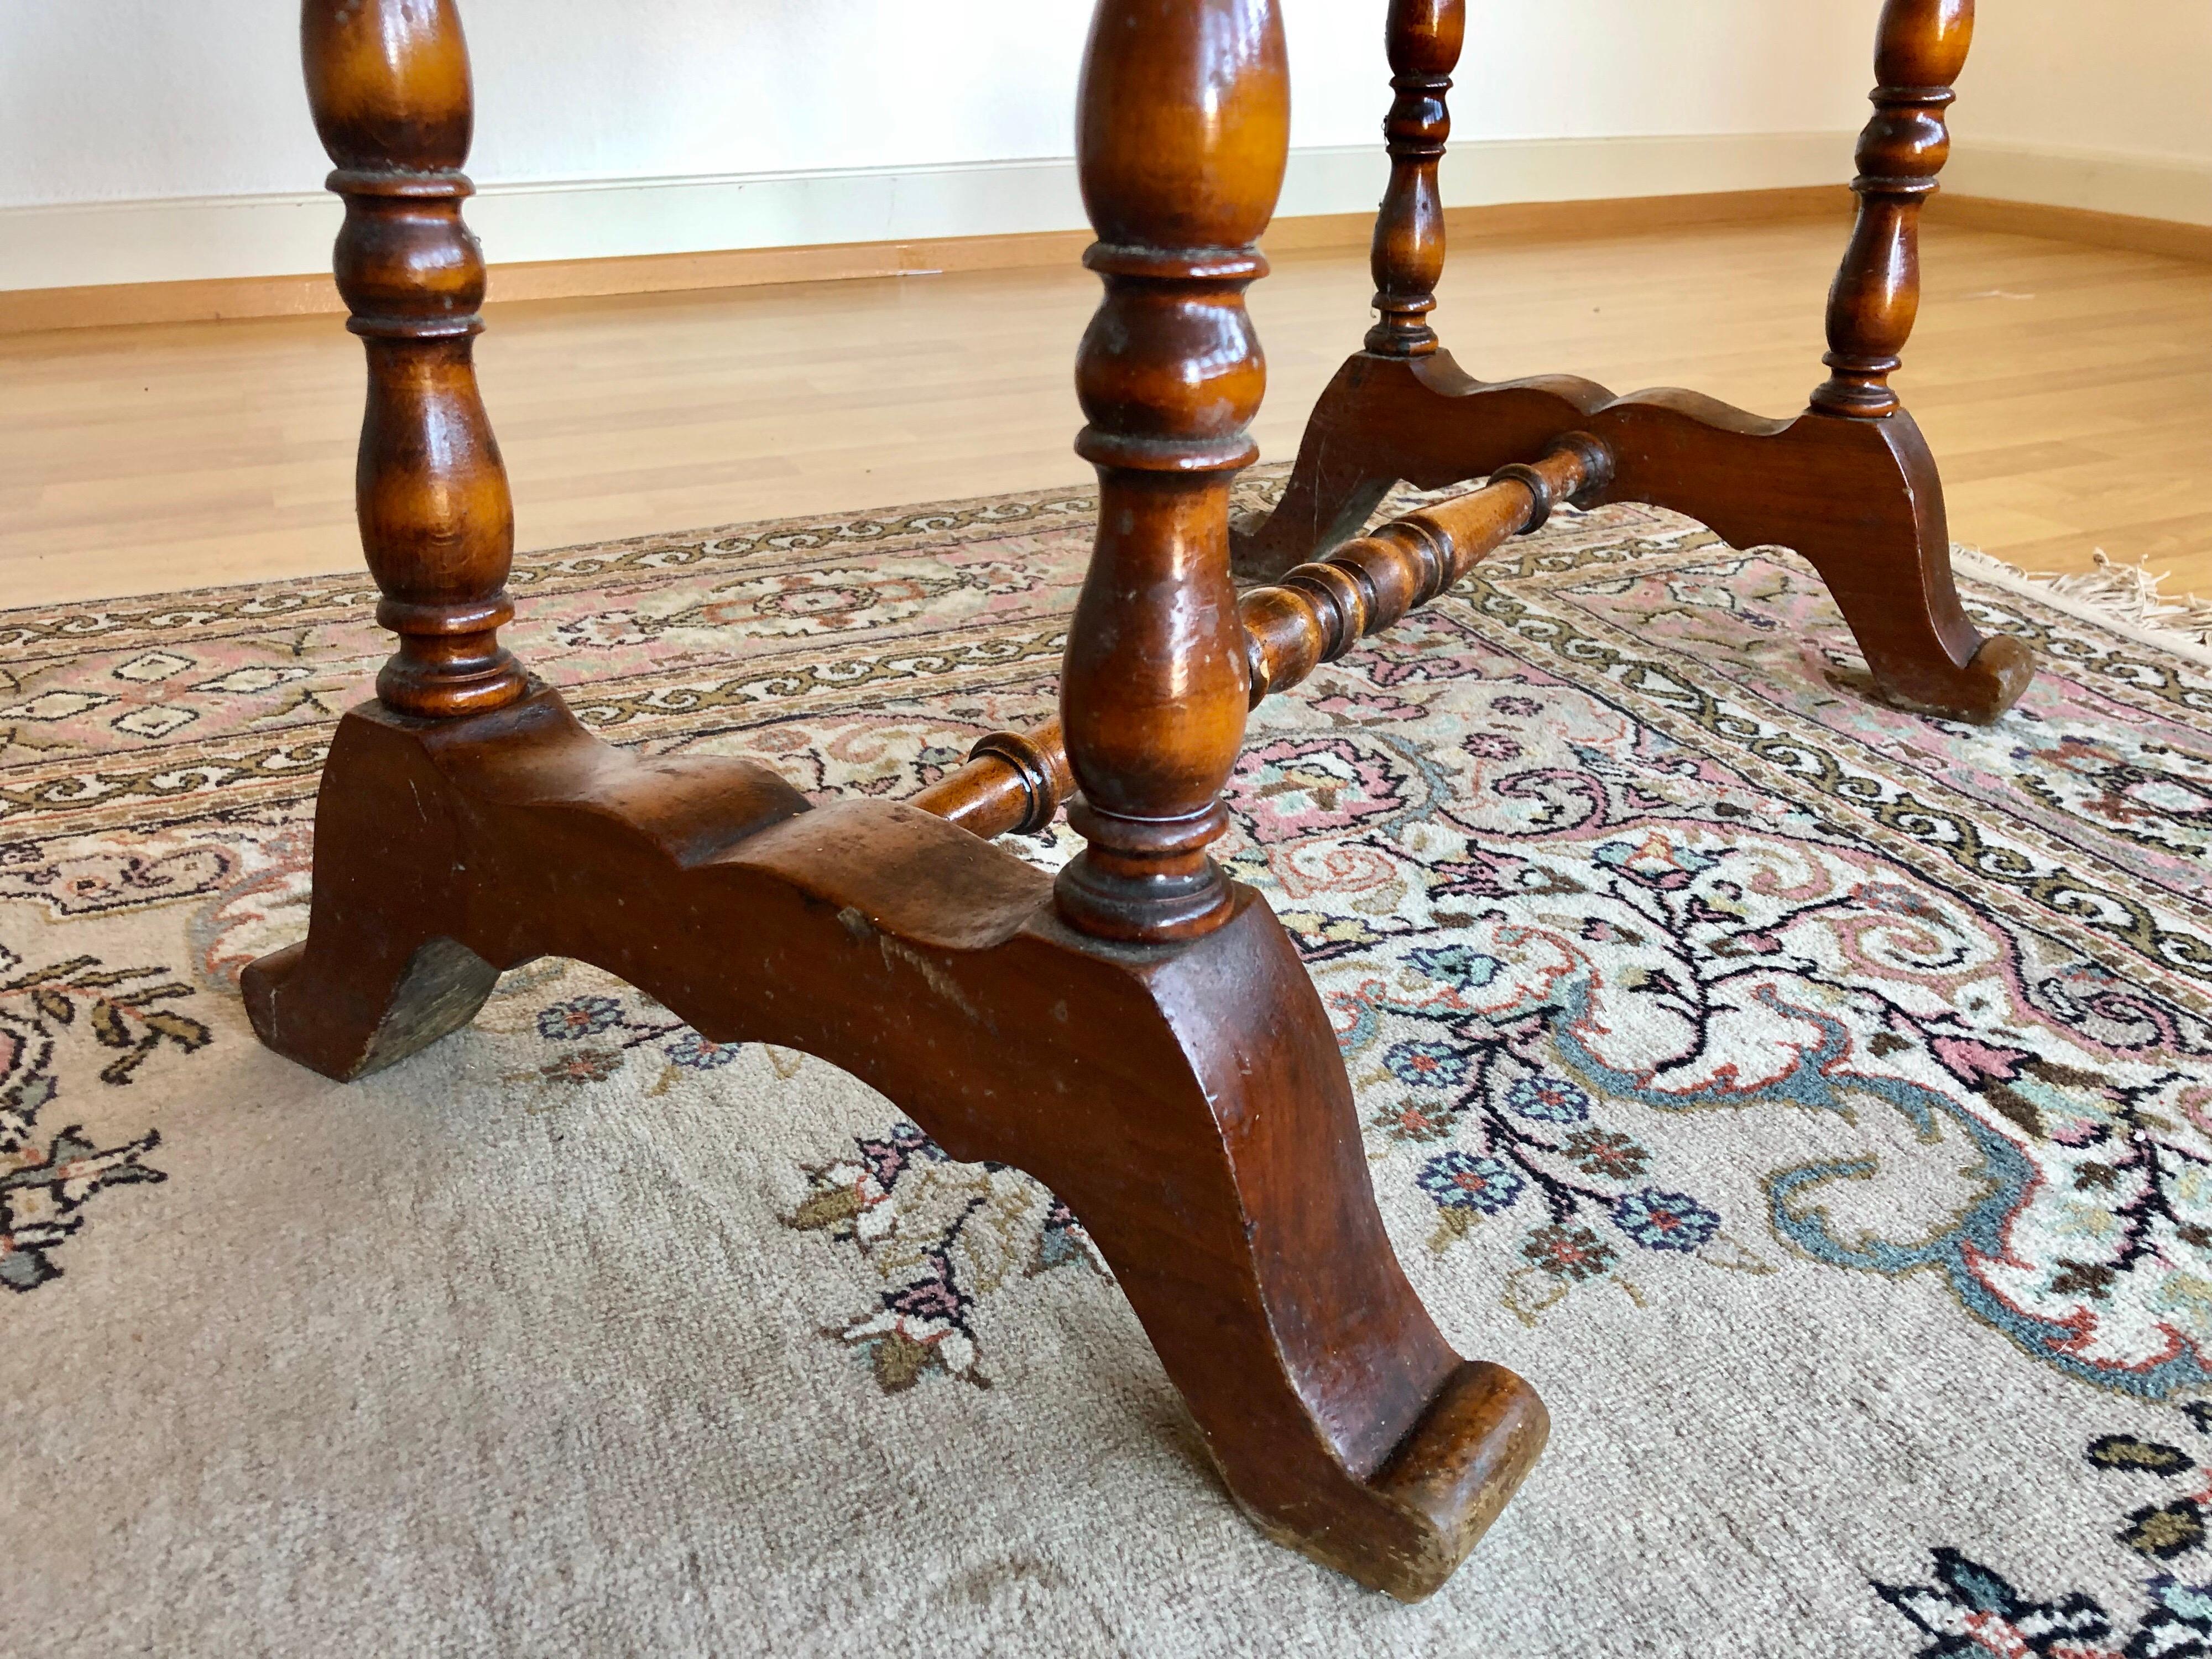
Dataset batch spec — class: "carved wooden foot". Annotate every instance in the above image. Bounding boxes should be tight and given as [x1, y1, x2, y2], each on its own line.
[244, 687, 1546, 1599]
[1234, 352, 2033, 723]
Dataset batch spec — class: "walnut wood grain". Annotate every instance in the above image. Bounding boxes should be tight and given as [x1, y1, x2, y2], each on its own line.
[1813, 0, 1972, 417]
[244, 684, 1548, 1602]
[1052, 0, 1291, 943]
[1366, 0, 1465, 357]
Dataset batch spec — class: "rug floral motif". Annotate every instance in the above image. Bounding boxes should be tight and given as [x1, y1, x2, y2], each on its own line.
[780, 1118, 1108, 1392]
[0, 942, 201, 1287]
[6, 471, 2212, 1654]
[1879, 1411, 2212, 1657]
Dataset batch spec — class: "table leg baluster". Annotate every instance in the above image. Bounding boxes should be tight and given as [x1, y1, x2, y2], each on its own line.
[1813, 0, 1969, 418]
[1053, 0, 1284, 942]
[304, 0, 525, 721]
[1366, 0, 1466, 358]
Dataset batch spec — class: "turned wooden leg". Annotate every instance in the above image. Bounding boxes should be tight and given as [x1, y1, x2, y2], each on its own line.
[1366, 0, 1465, 359]
[304, 0, 526, 719]
[1234, 0, 1465, 576]
[1787, 0, 2033, 714]
[1044, 7, 1543, 1582]
[247, 0, 1546, 1600]
[243, 0, 527, 1045]
[917, 441, 1605, 838]
[1813, 0, 1969, 420]
[1052, 0, 1288, 942]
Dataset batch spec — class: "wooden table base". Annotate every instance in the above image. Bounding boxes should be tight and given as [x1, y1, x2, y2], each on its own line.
[253, 0, 1557, 1601]
[243, 686, 1547, 1600]
[255, 0, 2037, 1601]
[1233, 356, 2034, 722]
[1235, 0, 2033, 727]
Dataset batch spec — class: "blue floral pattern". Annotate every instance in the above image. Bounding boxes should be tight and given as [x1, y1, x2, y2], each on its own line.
[1408, 942, 1501, 990]
[518, 985, 747, 1093]
[1506, 1073, 1592, 1123]
[1610, 1188, 1720, 1252]
[666, 1031, 742, 1070]
[1417, 1151, 1525, 1214]
[536, 995, 624, 1040]
[1251, 613, 2212, 1380]
[1386, 1040, 1470, 1091]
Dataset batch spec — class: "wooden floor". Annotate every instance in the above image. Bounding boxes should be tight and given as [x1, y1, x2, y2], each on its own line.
[3, 216, 2208, 608]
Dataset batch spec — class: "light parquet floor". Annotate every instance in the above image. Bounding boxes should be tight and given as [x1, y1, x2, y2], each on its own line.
[3, 217, 2207, 608]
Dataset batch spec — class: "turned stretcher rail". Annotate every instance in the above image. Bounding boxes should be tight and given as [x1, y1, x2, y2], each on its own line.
[912, 434, 1608, 841]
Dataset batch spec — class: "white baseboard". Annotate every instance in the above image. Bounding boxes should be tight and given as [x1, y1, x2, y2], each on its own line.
[12, 132, 2199, 296]
[1, 132, 1858, 294]
[1945, 142, 2212, 228]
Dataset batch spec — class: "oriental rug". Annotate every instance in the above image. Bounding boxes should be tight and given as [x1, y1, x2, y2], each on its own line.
[4, 474, 2211, 1657]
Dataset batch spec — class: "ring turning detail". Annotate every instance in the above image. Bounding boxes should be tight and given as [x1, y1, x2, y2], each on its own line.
[916, 436, 1610, 843]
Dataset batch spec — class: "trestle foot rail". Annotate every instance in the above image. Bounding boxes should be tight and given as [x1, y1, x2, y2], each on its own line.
[1230, 0, 2035, 726]
[251, 0, 1553, 1601]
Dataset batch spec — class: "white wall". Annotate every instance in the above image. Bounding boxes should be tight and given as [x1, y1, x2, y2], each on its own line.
[1948, 0, 2212, 225]
[4, 1, 2203, 289]
[1, 2, 1881, 207]
[1958, 0, 2210, 164]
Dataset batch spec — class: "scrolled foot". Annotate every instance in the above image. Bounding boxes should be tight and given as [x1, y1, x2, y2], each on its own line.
[1271, 1359, 1548, 1601]
[242, 936, 499, 1083]
[1850, 630, 2036, 725]
[1003, 893, 1546, 1599]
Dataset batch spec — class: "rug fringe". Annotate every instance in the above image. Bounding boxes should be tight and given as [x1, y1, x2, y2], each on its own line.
[1953, 544, 2212, 663]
